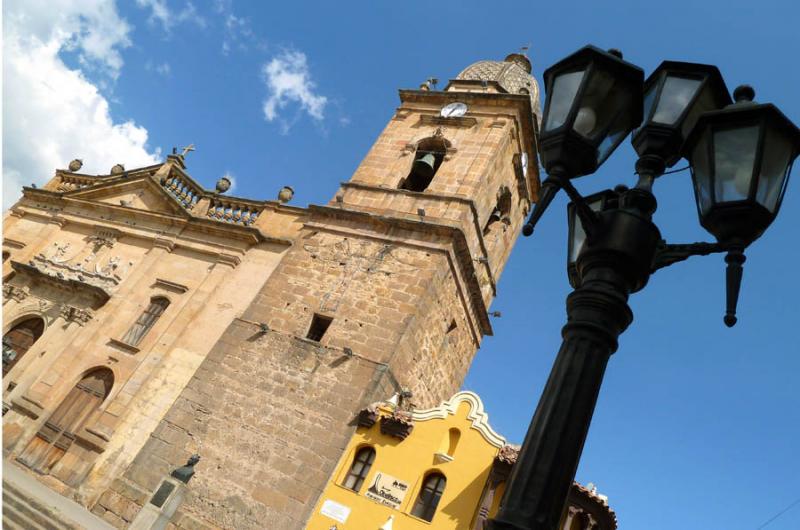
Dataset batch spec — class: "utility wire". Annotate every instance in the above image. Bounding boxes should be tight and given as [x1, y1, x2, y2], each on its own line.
[755, 495, 800, 529]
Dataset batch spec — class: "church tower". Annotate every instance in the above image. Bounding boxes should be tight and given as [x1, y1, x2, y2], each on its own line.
[102, 54, 542, 530]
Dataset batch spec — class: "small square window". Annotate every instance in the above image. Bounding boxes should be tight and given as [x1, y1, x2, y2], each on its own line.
[306, 314, 333, 342]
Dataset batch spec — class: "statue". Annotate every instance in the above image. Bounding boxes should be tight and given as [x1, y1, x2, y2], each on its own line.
[171, 454, 200, 484]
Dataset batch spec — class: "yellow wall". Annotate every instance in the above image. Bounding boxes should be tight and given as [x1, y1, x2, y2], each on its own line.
[306, 392, 505, 530]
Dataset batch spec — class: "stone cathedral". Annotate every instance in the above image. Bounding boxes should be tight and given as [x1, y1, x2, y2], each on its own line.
[2, 54, 617, 529]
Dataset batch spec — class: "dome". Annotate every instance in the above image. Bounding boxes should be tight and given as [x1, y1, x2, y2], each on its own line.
[455, 53, 542, 123]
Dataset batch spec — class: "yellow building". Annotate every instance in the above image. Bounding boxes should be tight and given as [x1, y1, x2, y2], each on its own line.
[306, 392, 616, 530]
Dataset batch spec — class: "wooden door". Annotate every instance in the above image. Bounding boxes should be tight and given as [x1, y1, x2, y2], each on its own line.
[18, 368, 113, 475]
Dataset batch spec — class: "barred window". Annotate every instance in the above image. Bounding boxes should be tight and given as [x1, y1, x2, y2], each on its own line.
[411, 473, 446, 522]
[122, 297, 169, 346]
[343, 447, 375, 492]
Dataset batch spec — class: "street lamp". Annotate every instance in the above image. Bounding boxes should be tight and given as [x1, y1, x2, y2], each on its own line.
[523, 46, 643, 236]
[489, 46, 800, 530]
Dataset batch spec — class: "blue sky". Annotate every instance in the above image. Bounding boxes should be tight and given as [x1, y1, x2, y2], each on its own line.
[4, 0, 800, 528]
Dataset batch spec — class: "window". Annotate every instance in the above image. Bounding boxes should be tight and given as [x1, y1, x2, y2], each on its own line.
[306, 314, 332, 342]
[484, 186, 513, 236]
[411, 473, 446, 522]
[343, 446, 375, 492]
[2, 251, 9, 262]
[3, 317, 45, 375]
[122, 296, 169, 346]
[400, 137, 448, 192]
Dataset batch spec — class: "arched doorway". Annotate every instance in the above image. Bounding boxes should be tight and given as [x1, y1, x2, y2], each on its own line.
[3, 316, 45, 376]
[18, 368, 114, 479]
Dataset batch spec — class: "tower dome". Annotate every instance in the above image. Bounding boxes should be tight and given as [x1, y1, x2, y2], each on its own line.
[455, 53, 542, 124]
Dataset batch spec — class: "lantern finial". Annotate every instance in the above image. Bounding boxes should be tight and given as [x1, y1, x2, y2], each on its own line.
[733, 85, 755, 103]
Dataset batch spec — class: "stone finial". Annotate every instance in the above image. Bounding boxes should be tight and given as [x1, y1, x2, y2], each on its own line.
[171, 454, 200, 484]
[110, 164, 125, 175]
[68, 159, 83, 172]
[216, 176, 232, 193]
[277, 186, 294, 203]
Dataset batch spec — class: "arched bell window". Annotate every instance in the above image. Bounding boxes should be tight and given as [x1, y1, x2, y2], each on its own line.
[3, 317, 45, 376]
[484, 186, 513, 235]
[411, 472, 447, 522]
[342, 446, 375, 492]
[122, 296, 170, 347]
[400, 137, 448, 192]
[18, 367, 114, 480]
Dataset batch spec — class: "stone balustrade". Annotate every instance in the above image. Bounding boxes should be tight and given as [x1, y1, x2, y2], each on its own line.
[206, 199, 261, 226]
[161, 175, 202, 210]
[55, 175, 97, 192]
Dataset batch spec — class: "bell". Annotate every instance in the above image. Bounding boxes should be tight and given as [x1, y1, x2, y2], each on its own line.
[412, 153, 436, 178]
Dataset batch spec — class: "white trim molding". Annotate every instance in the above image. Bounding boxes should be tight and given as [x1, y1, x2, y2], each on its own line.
[412, 391, 506, 448]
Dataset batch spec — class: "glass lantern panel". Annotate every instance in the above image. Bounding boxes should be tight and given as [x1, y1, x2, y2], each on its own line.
[568, 199, 605, 265]
[631, 83, 658, 139]
[652, 76, 702, 125]
[544, 69, 586, 132]
[680, 83, 716, 140]
[572, 69, 616, 139]
[642, 82, 658, 122]
[691, 130, 713, 214]
[713, 126, 760, 202]
[756, 126, 794, 212]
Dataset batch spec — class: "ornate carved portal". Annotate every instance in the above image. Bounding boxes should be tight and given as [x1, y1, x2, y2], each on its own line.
[17, 368, 113, 486]
[2, 317, 45, 375]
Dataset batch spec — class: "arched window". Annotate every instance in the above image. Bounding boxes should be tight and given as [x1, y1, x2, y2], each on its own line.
[343, 446, 375, 492]
[484, 186, 513, 236]
[18, 368, 114, 479]
[3, 317, 45, 375]
[400, 137, 448, 192]
[411, 472, 446, 522]
[122, 296, 169, 346]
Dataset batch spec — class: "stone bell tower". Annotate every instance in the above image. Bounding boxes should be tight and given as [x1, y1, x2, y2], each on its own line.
[108, 54, 542, 530]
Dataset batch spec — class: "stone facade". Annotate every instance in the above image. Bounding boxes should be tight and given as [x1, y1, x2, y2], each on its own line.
[4, 54, 542, 529]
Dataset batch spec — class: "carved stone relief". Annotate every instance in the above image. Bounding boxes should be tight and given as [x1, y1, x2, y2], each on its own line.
[3, 284, 29, 303]
[28, 229, 132, 297]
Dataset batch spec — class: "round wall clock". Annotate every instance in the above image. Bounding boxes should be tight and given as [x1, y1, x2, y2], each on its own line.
[440, 102, 468, 118]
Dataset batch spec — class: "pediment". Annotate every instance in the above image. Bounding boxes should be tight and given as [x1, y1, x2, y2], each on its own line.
[66, 177, 189, 217]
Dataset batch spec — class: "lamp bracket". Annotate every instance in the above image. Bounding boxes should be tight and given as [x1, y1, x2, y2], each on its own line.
[651, 240, 729, 272]
[560, 178, 601, 242]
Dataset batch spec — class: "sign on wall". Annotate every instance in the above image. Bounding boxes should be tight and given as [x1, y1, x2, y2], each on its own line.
[320, 499, 351, 523]
[364, 472, 409, 509]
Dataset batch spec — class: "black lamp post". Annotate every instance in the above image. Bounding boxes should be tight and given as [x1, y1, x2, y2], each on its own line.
[489, 46, 800, 530]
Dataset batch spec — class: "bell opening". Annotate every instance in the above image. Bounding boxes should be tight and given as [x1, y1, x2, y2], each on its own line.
[400, 138, 447, 192]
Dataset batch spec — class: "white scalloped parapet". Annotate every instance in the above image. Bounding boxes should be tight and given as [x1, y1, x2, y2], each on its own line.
[411, 391, 507, 448]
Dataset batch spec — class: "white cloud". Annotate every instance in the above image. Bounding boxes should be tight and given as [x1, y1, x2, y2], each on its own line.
[261, 51, 328, 131]
[145, 60, 172, 76]
[135, 0, 206, 32]
[222, 13, 255, 55]
[3, 0, 160, 209]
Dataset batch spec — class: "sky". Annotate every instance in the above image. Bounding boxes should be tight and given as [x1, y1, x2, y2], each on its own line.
[3, 0, 800, 528]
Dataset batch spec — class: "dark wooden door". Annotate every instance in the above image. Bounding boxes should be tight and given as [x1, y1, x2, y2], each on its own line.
[18, 368, 113, 475]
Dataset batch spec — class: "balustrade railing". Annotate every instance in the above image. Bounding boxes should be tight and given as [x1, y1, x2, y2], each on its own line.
[161, 175, 201, 210]
[206, 199, 261, 226]
[55, 175, 97, 192]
